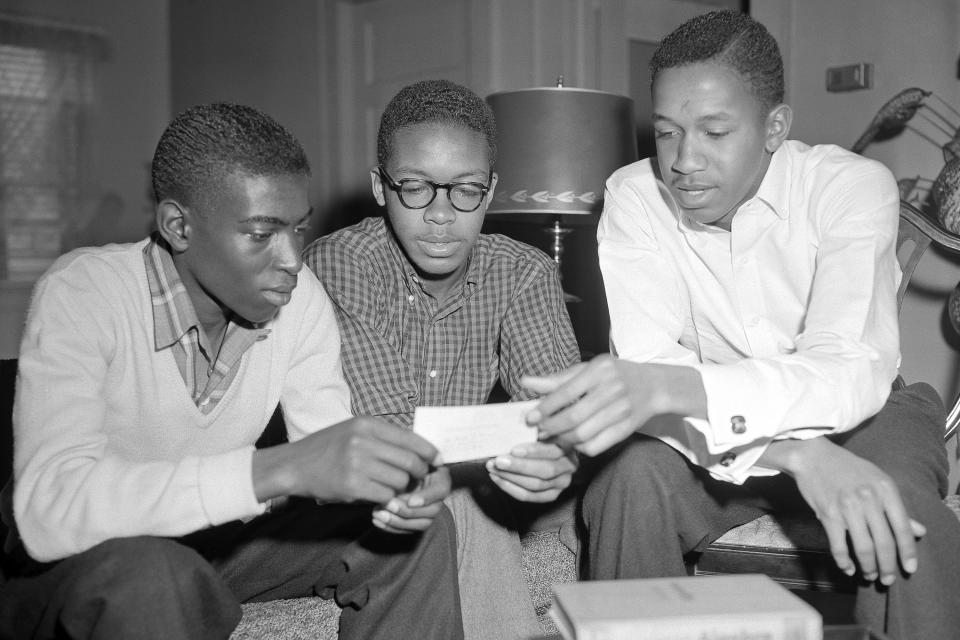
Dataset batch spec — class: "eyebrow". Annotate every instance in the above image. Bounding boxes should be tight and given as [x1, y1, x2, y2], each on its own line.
[240, 209, 313, 226]
[652, 112, 735, 125]
[392, 167, 490, 182]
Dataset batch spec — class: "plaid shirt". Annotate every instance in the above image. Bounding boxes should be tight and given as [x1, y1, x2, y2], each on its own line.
[143, 237, 268, 414]
[304, 216, 580, 428]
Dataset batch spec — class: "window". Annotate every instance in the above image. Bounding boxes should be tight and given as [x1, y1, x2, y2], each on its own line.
[0, 15, 105, 281]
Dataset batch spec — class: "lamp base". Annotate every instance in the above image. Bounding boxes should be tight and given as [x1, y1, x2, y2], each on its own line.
[544, 217, 581, 304]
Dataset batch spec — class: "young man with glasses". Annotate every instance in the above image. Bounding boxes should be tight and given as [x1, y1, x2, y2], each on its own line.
[304, 79, 580, 639]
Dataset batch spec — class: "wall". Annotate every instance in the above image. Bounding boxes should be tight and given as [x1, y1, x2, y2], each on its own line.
[0, 0, 171, 357]
[754, 0, 960, 484]
[168, 0, 334, 233]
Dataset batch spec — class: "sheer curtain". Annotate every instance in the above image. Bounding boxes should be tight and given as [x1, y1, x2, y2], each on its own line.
[0, 14, 106, 281]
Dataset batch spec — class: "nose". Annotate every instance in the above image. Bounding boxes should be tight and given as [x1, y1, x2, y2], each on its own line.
[422, 187, 457, 225]
[672, 133, 704, 175]
[275, 229, 303, 275]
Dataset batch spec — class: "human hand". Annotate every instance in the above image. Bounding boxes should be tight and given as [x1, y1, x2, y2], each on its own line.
[522, 355, 706, 457]
[252, 416, 439, 506]
[371, 465, 452, 534]
[485, 441, 578, 503]
[777, 438, 925, 585]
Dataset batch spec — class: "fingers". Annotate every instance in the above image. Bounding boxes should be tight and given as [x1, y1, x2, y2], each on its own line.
[823, 484, 920, 585]
[520, 363, 587, 397]
[371, 510, 435, 533]
[372, 493, 444, 533]
[509, 441, 569, 460]
[880, 492, 920, 577]
[360, 418, 440, 468]
[343, 459, 414, 505]
[405, 467, 452, 507]
[821, 512, 855, 577]
[490, 449, 576, 480]
[488, 471, 565, 503]
[524, 361, 600, 430]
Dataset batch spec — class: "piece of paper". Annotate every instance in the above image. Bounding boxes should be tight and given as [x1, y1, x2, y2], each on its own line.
[413, 400, 539, 464]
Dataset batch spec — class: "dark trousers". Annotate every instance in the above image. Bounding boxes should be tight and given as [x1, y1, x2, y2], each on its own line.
[0, 499, 463, 640]
[580, 383, 960, 640]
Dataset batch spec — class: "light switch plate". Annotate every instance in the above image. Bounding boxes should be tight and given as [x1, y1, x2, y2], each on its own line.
[826, 63, 873, 92]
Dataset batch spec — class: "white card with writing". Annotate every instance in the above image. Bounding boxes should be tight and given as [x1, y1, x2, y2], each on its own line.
[413, 400, 539, 464]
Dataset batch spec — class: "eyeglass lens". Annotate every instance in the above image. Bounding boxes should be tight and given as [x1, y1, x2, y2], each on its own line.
[398, 180, 485, 212]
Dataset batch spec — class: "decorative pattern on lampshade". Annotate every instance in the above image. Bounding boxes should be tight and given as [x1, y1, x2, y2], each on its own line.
[485, 87, 637, 218]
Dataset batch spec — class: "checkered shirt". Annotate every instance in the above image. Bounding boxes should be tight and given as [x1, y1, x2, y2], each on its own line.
[304, 216, 580, 428]
[143, 237, 268, 414]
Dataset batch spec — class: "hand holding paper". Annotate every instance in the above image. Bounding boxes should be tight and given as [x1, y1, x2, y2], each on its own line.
[413, 400, 539, 463]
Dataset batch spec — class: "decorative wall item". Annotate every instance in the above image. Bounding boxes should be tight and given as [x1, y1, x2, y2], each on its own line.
[853, 87, 960, 331]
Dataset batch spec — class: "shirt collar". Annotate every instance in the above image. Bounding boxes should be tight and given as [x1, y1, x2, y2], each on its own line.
[752, 143, 791, 220]
[144, 234, 203, 351]
[143, 235, 271, 353]
[382, 218, 482, 298]
[663, 144, 791, 235]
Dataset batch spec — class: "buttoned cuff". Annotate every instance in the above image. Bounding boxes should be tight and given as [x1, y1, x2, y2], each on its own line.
[197, 446, 267, 525]
[674, 418, 774, 483]
[695, 363, 782, 449]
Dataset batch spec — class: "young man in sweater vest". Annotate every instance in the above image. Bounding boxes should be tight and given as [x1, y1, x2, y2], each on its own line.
[524, 10, 960, 638]
[0, 103, 463, 639]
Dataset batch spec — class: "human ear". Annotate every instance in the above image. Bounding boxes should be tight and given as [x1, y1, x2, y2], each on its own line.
[370, 168, 386, 206]
[764, 104, 793, 153]
[155, 199, 191, 252]
[484, 172, 499, 208]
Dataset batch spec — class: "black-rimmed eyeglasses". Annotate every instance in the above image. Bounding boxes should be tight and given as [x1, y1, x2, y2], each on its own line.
[377, 167, 491, 213]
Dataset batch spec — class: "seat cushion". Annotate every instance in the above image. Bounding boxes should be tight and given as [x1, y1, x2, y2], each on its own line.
[712, 513, 828, 550]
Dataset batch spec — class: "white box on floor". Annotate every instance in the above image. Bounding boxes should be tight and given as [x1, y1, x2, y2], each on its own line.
[550, 573, 822, 640]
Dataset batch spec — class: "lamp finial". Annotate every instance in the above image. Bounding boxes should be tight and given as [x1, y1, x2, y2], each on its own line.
[556, 74, 564, 88]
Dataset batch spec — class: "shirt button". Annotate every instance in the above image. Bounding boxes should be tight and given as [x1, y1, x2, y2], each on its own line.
[407, 295, 414, 304]
[199, 398, 210, 407]
[746, 316, 759, 327]
[720, 452, 737, 467]
[429, 369, 437, 378]
[730, 415, 747, 434]
[739, 256, 749, 265]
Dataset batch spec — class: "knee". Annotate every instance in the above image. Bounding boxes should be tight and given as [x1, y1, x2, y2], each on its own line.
[424, 505, 458, 554]
[586, 437, 683, 492]
[582, 437, 686, 514]
[65, 536, 229, 608]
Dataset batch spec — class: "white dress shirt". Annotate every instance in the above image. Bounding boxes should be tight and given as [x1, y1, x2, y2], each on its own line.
[598, 140, 902, 483]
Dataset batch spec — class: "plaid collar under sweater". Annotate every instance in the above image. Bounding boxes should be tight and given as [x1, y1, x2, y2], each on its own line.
[143, 236, 268, 414]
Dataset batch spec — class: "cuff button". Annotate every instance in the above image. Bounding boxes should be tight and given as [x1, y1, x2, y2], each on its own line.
[730, 415, 747, 434]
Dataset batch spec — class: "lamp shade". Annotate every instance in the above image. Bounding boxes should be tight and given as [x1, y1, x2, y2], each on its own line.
[486, 87, 637, 217]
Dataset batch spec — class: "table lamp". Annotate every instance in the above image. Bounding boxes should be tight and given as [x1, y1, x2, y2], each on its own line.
[485, 80, 637, 300]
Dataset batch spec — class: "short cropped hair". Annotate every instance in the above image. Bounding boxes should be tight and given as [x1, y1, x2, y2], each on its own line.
[151, 102, 310, 210]
[650, 10, 784, 111]
[376, 79, 497, 168]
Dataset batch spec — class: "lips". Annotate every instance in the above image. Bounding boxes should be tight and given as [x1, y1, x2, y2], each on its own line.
[262, 283, 296, 307]
[671, 183, 715, 207]
[417, 237, 461, 258]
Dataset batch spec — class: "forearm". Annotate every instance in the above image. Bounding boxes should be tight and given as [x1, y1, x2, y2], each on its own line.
[644, 362, 709, 421]
[251, 443, 300, 502]
[16, 448, 262, 562]
[756, 436, 834, 476]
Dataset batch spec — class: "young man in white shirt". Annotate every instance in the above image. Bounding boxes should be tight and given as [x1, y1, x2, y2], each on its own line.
[524, 10, 960, 638]
[0, 103, 462, 639]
